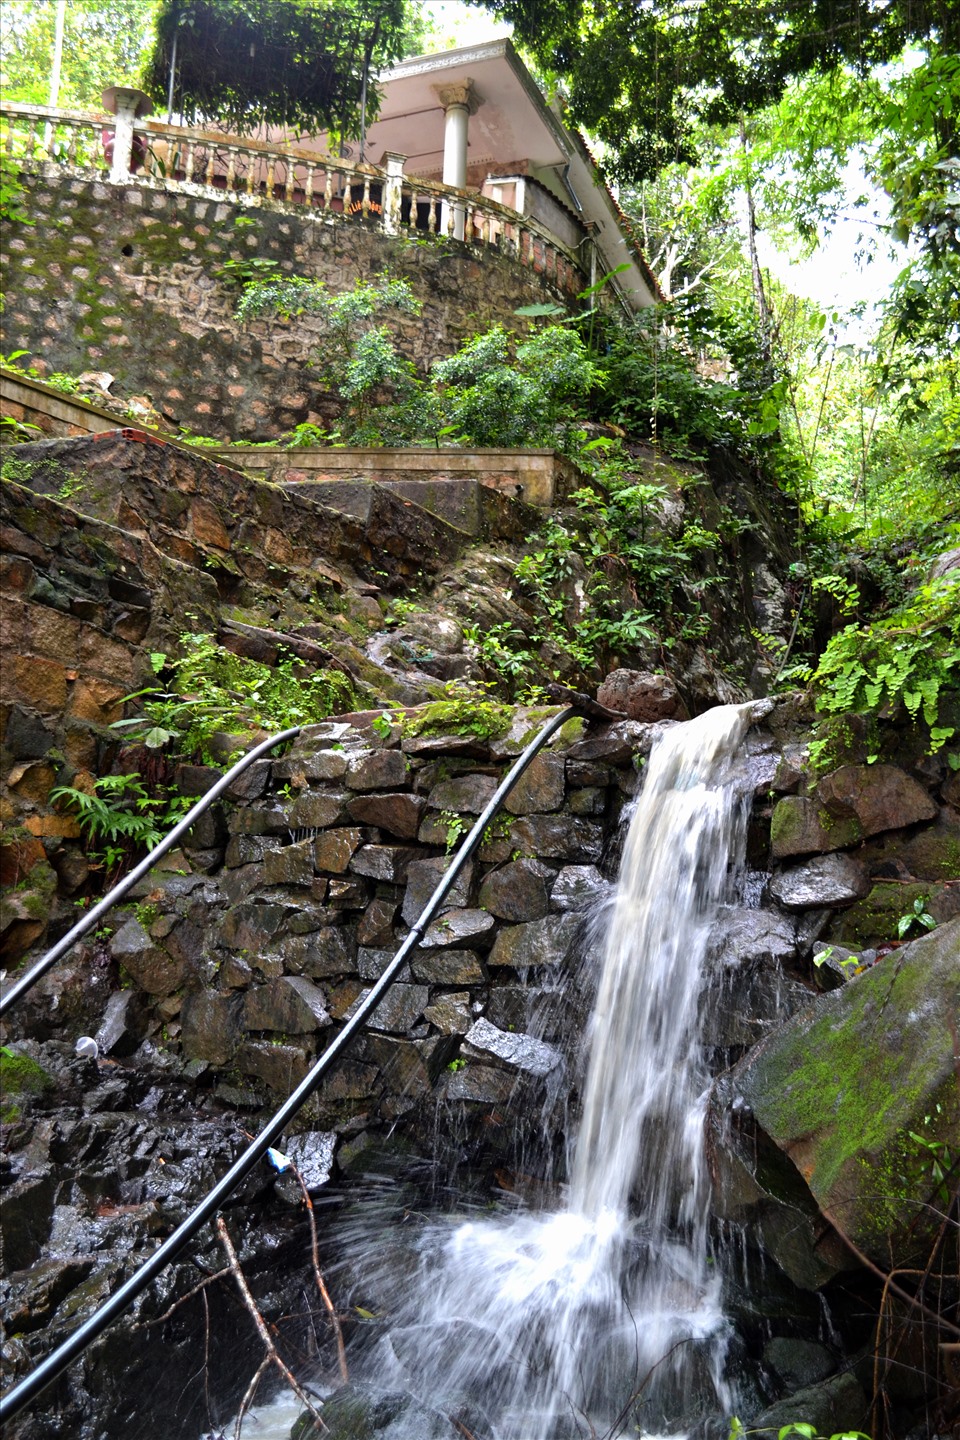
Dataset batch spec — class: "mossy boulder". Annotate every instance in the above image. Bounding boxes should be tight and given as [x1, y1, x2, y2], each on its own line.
[731, 918, 960, 1268]
[0, 1044, 54, 1121]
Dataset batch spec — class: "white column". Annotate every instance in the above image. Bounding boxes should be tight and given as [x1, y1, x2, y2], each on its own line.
[383, 151, 406, 235]
[433, 80, 480, 241]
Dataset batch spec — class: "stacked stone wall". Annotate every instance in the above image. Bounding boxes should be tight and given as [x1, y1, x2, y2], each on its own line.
[1, 169, 578, 442]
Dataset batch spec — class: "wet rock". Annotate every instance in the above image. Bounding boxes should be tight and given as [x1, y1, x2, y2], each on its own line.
[768, 853, 870, 910]
[712, 908, 805, 964]
[488, 913, 581, 969]
[0, 1171, 57, 1271]
[350, 983, 429, 1034]
[180, 992, 243, 1065]
[314, 826, 363, 874]
[550, 864, 609, 912]
[0, 1257, 96, 1335]
[732, 918, 960, 1267]
[281, 1131, 336, 1191]
[110, 917, 190, 996]
[423, 991, 472, 1034]
[243, 976, 331, 1033]
[281, 926, 357, 978]
[224, 757, 272, 800]
[770, 797, 863, 859]
[479, 859, 552, 921]
[510, 814, 604, 862]
[410, 948, 485, 984]
[421, 908, 496, 949]
[751, 1372, 867, 1436]
[347, 749, 409, 791]
[357, 946, 411, 981]
[596, 668, 689, 722]
[443, 1063, 516, 1103]
[347, 791, 425, 839]
[899, 814, 960, 881]
[277, 747, 348, 781]
[222, 902, 294, 950]
[94, 990, 145, 1056]
[817, 763, 937, 837]
[357, 897, 399, 946]
[352, 845, 421, 884]
[762, 1337, 836, 1390]
[237, 1040, 311, 1090]
[503, 752, 566, 814]
[262, 838, 315, 887]
[565, 719, 652, 764]
[829, 878, 960, 947]
[402, 856, 473, 924]
[462, 1018, 562, 1076]
[426, 772, 498, 814]
[365, 1035, 433, 1099]
[290, 791, 348, 828]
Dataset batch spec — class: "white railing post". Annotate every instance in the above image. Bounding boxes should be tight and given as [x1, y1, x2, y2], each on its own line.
[383, 151, 405, 234]
[102, 86, 152, 181]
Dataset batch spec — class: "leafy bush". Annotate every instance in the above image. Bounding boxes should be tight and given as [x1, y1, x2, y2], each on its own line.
[49, 773, 190, 878]
[809, 568, 960, 753]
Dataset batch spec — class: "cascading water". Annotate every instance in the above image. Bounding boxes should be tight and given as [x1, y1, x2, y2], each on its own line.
[240, 704, 756, 1439]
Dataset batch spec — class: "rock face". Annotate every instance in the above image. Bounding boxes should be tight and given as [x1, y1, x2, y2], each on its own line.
[731, 919, 960, 1267]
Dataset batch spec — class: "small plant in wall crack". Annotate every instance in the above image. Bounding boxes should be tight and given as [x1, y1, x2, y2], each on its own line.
[896, 896, 936, 939]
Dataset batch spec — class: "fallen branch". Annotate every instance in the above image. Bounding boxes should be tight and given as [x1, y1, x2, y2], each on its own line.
[290, 1163, 349, 1385]
[216, 1216, 327, 1436]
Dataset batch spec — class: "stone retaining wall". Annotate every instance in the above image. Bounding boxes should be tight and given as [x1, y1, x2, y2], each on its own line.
[1, 169, 578, 442]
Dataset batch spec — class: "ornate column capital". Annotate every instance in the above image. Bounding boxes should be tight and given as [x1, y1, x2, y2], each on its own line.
[432, 79, 482, 115]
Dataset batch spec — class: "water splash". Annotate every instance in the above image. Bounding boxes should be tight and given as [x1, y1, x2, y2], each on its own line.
[243, 704, 756, 1438]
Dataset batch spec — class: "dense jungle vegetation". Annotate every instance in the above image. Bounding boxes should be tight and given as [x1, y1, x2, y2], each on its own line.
[1, 0, 957, 757]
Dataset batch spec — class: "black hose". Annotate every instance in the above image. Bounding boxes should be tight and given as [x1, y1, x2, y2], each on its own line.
[0, 706, 574, 1422]
[0, 726, 302, 1019]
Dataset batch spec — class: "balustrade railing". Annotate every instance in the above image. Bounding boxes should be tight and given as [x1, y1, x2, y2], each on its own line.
[1, 100, 588, 296]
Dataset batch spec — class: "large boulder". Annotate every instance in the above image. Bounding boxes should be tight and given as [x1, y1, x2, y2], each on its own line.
[596, 668, 689, 722]
[730, 918, 960, 1268]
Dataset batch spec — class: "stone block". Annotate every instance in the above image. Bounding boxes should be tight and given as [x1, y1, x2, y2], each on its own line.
[596, 669, 689, 722]
[181, 991, 242, 1065]
[402, 856, 473, 924]
[351, 844, 421, 883]
[770, 797, 862, 859]
[347, 791, 425, 839]
[243, 976, 331, 1033]
[426, 773, 497, 814]
[816, 764, 937, 838]
[421, 908, 495, 949]
[221, 902, 295, 951]
[237, 1040, 310, 1091]
[550, 864, 608, 912]
[12, 656, 67, 713]
[443, 1063, 515, 1104]
[280, 926, 356, 978]
[365, 1035, 432, 1098]
[110, 917, 190, 996]
[510, 814, 604, 863]
[478, 859, 552, 921]
[358, 982, 429, 1034]
[346, 749, 408, 791]
[357, 947, 411, 982]
[357, 897, 398, 946]
[488, 913, 581, 969]
[314, 826, 363, 874]
[424, 991, 472, 1034]
[262, 839, 315, 887]
[411, 948, 486, 984]
[769, 854, 870, 910]
[462, 1018, 562, 1076]
[503, 753, 565, 815]
[290, 791, 347, 828]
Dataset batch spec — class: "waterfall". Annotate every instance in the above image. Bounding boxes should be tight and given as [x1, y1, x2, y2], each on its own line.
[240, 704, 755, 1439]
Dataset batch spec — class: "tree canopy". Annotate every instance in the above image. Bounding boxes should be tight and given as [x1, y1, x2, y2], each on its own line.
[143, 0, 416, 136]
[468, 0, 957, 182]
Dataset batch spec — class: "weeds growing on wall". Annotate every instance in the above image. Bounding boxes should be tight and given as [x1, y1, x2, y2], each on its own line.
[114, 633, 355, 763]
[49, 773, 191, 880]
